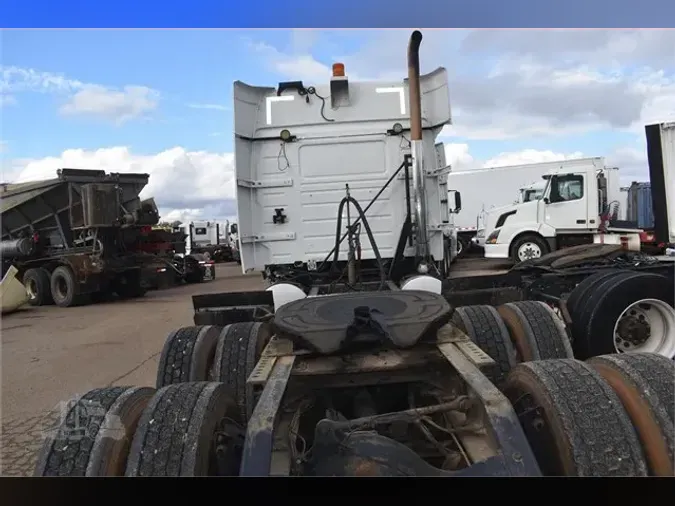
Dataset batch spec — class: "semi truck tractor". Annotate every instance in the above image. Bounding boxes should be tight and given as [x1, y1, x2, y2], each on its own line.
[36, 31, 674, 479]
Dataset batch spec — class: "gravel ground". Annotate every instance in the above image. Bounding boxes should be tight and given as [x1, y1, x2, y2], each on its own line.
[0, 263, 264, 476]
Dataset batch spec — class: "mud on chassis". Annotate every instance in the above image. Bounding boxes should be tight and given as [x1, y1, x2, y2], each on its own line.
[35, 30, 674, 478]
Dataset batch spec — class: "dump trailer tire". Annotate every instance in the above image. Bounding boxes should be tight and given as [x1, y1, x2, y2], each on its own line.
[565, 268, 630, 320]
[452, 305, 517, 385]
[211, 322, 272, 422]
[50, 265, 86, 307]
[114, 270, 147, 299]
[24, 267, 53, 306]
[125, 382, 242, 477]
[156, 326, 221, 388]
[497, 301, 574, 362]
[573, 271, 675, 359]
[34, 386, 154, 476]
[504, 360, 648, 476]
[587, 353, 674, 476]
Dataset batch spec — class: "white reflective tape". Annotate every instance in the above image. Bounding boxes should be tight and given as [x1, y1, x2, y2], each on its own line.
[266, 95, 295, 125]
[376, 86, 406, 115]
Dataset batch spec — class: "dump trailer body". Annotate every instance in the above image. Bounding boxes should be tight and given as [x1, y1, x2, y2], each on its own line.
[1, 169, 161, 306]
[233, 67, 453, 274]
[1, 168, 151, 244]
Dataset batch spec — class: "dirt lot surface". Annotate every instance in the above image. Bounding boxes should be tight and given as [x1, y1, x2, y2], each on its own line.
[0, 263, 264, 476]
[0, 255, 507, 476]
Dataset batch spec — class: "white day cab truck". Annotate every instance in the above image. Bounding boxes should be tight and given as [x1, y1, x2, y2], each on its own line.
[481, 158, 640, 263]
[447, 159, 597, 256]
[182, 220, 235, 263]
[36, 32, 674, 478]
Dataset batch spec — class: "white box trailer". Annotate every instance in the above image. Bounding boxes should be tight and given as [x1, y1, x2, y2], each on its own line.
[645, 121, 675, 247]
[447, 158, 607, 254]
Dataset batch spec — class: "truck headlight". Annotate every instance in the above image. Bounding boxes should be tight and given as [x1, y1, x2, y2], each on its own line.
[486, 229, 500, 244]
[477, 229, 485, 238]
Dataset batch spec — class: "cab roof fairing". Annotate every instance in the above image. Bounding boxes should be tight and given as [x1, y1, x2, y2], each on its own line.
[232, 67, 452, 141]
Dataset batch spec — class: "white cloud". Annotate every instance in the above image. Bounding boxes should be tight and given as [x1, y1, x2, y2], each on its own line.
[5, 140, 650, 223]
[187, 103, 230, 111]
[443, 142, 649, 185]
[249, 40, 336, 83]
[7, 146, 237, 223]
[1, 65, 83, 94]
[248, 30, 675, 141]
[444, 143, 583, 171]
[0, 64, 160, 124]
[0, 94, 18, 107]
[59, 85, 159, 125]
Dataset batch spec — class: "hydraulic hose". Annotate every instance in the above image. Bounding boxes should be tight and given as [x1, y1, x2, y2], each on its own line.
[331, 196, 387, 289]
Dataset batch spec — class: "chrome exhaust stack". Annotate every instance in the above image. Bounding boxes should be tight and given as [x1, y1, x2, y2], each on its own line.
[407, 30, 429, 266]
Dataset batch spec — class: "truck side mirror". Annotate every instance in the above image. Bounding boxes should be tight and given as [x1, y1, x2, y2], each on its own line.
[454, 191, 462, 213]
[230, 224, 238, 234]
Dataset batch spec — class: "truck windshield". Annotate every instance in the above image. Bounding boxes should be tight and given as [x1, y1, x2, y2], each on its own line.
[522, 189, 543, 202]
[519, 187, 544, 203]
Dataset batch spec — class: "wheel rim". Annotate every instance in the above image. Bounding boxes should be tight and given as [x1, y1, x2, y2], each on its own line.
[518, 242, 542, 261]
[26, 279, 38, 299]
[56, 276, 68, 300]
[612, 298, 675, 358]
[457, 240, 463, 256]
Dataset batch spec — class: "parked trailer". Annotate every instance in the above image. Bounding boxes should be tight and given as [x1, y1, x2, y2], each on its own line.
[185, 220, 234, 262]
[447, 158, 604, 256]
[36, 31, 674, 478]
[1, 169, 164, 307]
[139, 225, 216, 289]
[646, 121, 675, 249]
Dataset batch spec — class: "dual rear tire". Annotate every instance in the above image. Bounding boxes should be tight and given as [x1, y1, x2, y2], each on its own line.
[565, 269, 675, 359]
[24, 265, 147, 308]
[453, 300, 573, 386]
[35, 353, 674, 477]
[24, 265, 84, 307]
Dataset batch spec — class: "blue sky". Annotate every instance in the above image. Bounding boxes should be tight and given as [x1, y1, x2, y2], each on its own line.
[1, 29, 674, 221]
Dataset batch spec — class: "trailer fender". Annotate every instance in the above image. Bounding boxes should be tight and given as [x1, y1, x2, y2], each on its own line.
[400, 275, 442, 294]
[265, 282, 306, 310]
[58, 254, 104, 288]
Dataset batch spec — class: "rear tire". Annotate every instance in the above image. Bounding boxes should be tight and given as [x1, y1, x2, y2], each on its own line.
[125, 382, 243, 476]
[457, 235, 470, 258]
[24, 268, 53, 306]
[211, 322, 272, 421]
[34, 386, 154, 476]
[587, 353, 674, 476]
[565, 268, 629, 320]
[114, 271, 147, 299]
[497, 301, 573, 362]
[573, 271, 675, 359]
[504, 360, 648, 476]
[452, 305, 517, 385]
[156, 326, 221, 388]
[50, 265, 86, 307]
